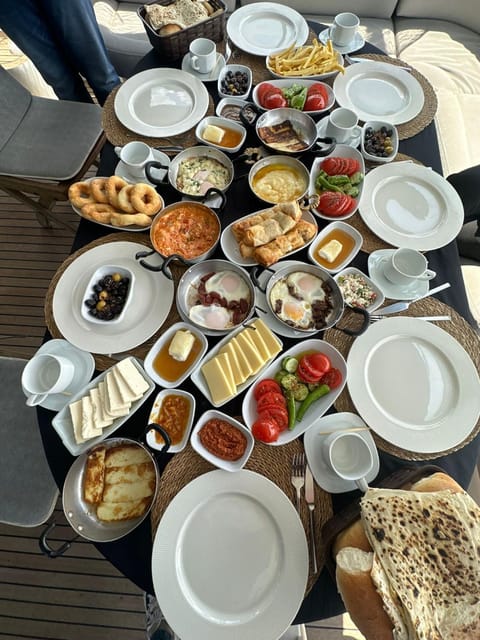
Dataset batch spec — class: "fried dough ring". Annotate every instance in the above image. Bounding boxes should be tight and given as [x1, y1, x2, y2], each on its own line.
[106, 176, 127, 208]
[68, 181, 96, 208]
[81, 203, 119, 223]
[110, 212, 152, 227]
[130, 183, 162, 215]
[90, 178, 110, 204]
[117, 185, 137, 214]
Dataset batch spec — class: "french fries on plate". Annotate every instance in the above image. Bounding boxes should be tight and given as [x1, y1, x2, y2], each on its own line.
[267, 39, 344, 78]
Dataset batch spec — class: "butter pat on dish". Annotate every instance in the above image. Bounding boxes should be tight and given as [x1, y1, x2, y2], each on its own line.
[318, 239, 343, 263]
[203, 124, 225, 144]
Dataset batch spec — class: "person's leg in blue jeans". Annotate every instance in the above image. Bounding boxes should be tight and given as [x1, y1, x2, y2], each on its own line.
[0, 0, 120, 104]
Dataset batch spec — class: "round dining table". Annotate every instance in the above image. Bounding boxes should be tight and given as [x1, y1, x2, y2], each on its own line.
[37, 21, 480, 626]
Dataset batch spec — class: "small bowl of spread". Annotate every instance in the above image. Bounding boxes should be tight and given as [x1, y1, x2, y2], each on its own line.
[191, 409, 254, 472]
[308, 221, 363, 274]
[146, 388, 195, 454]
[215, 97, 250, 122]
[196, 115, 247, 154]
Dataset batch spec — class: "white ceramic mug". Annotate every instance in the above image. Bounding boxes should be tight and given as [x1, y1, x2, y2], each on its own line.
[384, 248, 437, 285]
[330, 12, 360, 46]
[322, 431, 374, 492]
[22, 353, 75, 407]
[114, 141, 155, 179]
[189, 38, 216, 74]
[326, 107, 362, 143]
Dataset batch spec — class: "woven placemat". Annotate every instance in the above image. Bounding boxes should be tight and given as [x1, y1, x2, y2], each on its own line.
[44, 232, 187, 371]
[348, 54, 438, 140]
[324, 298, 480, 460]
[102, 85, 216, 148]
[349, 153, 423, 254]
[151, 438, 332, 595]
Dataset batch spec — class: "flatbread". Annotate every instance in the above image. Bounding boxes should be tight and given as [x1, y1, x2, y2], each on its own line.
[360, 488, 480, 640]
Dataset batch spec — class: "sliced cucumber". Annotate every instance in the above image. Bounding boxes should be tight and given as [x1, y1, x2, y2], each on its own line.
[281, 356, 298, 373]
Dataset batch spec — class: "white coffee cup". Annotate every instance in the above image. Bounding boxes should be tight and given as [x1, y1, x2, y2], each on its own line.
[22, 353, 75, 407]
[383, 248, 437, 286]
[322, 431, 374, 492]
[326, 107, 361, 143]
[330, 12, 360, 46]
[189, 38, 216, 74]
[114, 141, 155, 179]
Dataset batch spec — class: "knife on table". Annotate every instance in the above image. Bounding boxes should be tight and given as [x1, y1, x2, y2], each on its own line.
[373, 282, 451, 316]
[305, 464, 318, 574]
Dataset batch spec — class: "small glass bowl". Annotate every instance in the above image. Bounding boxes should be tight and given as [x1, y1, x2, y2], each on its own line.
[361, 120, 399, 164]
[81, 265, 134, 325]
[217, 64, 252, 100]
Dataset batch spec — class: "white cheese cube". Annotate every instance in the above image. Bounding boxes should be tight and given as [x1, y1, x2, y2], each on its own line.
[203, 124, 224, 144]
[168, 329, 195, 362]
[318, 239, 343, 263]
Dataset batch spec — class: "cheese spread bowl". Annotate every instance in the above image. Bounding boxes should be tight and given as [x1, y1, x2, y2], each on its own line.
[175, 259, 256, 336]
[248, 155, 310, 205]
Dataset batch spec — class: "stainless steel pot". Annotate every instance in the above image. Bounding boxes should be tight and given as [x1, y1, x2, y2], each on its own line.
[175, 259, 256, 336]
[251, 262, 369, 336]
[40, 430, 169, 556]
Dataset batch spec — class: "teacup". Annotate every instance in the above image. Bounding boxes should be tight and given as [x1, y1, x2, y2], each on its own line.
[189, 37, 216, 74]
[330, 12, 360, 47]
[384, 248, 437, 286]
[114, 141, 156, 179]
[325, 107, 362, 143]
[22, 353, 75, 407]
[322, 431, 374, 492]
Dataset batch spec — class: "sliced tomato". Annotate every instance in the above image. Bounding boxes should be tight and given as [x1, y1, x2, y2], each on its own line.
[253, 378, 282, 401]
[258, 406, 289, 432]
[320, 367, 343, 389]
[302, 353, 331, 377]
[318, 191, 355, 217]
[297, 360, 322, 384]
[321, 157, 341, 174]
[263, 91, 288, 109]
[257, 82, 280, 102]
[256, 391, 287, 411]
[252, 417, 280, 443]
[304, 94, 326, 111]
[345, 157, 361, 176]
[307, 83, 329, 101]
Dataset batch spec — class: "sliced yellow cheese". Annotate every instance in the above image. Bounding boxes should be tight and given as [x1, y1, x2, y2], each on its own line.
[215, 352, 236, 392]
[201, 357, 236, 405]
[251, 318, 282, 357]
[318, 238, 342, 263]
[229, 337, 253, 380]
[219, 341, 246, 386]
[243, 325, 271, 362]
[234, 331, 264, 374]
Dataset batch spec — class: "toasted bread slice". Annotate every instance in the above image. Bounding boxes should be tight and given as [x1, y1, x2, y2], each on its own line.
[102, 478, 156, 503]
[96, 497, 151, 522]
[105, 461, 155, 486]
[104, 444, 151, 468]
[83, 446, 106, 504]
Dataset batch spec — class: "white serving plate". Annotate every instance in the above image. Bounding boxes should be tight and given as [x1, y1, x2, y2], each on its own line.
[146, 388, 196, 454]
[347, 317, 480, 454]
[308, 144, 365, 221]
[267, 51, 344, 81]
[51, 357, 155, 456]
[190, 319, 283, 408]
[308, 220, 363, 274]
[220, 207, 318, 267]
[242, 339, 347, 446]
[252, 79, 334, 116]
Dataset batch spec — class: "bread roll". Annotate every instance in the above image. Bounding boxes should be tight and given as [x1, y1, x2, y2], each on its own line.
[336, 547, 394, 640]
[159, 23, 182, 36]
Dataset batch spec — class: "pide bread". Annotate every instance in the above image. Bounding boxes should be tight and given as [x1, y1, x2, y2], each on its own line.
[83, 443, 156, 522]
[332, 472, 480, 640]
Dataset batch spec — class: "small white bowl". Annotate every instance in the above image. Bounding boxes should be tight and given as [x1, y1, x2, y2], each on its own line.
[81, 265, 134, 325]
[195, 115, 247, 153]
[191, 410, 254, 472]
[217, 64, 252, 100]
[308, 221, 363, 273]
[143, 321, 208, 388]
[334, 267, 385, 312]
[146, 388, 195, 453]
[215, 97, 249, 121]
[252, 79, 334, 116]
[361, 121, 399, 164]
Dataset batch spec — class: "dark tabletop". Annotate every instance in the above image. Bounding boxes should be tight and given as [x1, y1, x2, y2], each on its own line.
[38, 23, 480, 624]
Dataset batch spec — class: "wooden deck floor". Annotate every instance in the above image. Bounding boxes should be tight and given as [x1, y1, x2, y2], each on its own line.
[0, 190, 358, 638]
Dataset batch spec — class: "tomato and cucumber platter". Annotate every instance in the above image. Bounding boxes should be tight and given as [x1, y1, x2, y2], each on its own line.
[242, 339, 347, 446]
[252, 79, 334, 114]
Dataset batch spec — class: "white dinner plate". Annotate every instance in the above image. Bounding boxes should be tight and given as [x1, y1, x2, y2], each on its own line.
[227, 2, 308, 56]
[333, 61, 424, 124]
[318, 28, 365, 55]
[347, 317, 480, 454]
[114, 69, 209, 137]
[52, 241, 174, 355]
[359, 163, 464, 250]
[220, 209, 318, 267]
[242, 339, 347, 446]
[151, 469, 308, 640]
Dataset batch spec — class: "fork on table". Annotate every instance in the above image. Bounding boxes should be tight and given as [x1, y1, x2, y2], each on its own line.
[291, 452, 306, 512]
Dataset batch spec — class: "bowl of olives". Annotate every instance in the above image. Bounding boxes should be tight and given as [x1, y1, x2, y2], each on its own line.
[81, 265, 134, 325]
[361, 120, 399, 164]
[217, 64, 252, 100]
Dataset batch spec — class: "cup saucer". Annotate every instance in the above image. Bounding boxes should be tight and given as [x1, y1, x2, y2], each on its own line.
[304, 413, 380, 494]
[181, 52, 226, 82]
[114, 148, 170, 186]
[368, 249, 430, 301]
[22, 339, 95, 412]
[317, 116, 361, 148]
[318, 28, 365, 54]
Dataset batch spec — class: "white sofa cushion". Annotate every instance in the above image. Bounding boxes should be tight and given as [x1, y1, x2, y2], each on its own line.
[238, 0, 398, 20]
[396, 0, 480, 35]
[395, 18, 480, 175]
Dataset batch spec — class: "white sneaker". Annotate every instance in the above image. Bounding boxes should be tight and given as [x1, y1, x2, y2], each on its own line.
[144, 592, 179, 640]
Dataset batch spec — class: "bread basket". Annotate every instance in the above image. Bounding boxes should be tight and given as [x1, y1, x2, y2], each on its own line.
[138, 0, 227, 61]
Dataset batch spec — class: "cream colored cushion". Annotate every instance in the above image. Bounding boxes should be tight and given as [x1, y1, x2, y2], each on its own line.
[93, 0, 145, 35]
[395, 18, 480, 175]
[239, 0, 398, 20]
[396, 0, 480, 35]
